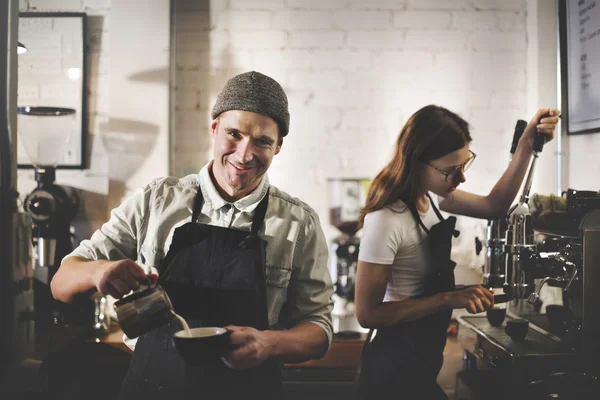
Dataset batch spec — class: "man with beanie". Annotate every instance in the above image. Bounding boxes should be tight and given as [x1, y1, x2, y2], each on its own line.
[51, 71, 334, 398]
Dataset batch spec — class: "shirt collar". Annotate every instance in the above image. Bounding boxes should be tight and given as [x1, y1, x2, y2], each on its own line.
[198, 161, 270, 213]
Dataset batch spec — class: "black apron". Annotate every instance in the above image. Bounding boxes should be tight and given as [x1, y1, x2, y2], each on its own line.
[356, 194, 459, 400]
[118, 186, 283, 399]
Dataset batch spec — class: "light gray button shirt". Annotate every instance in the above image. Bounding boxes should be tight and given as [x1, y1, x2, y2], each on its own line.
[66, 163, 334, 352]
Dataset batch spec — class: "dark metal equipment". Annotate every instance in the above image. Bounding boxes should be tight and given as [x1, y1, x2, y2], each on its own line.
[327, 178, 370, 334]
[17, 107, 93, 345]
[457, 190, 600, 399]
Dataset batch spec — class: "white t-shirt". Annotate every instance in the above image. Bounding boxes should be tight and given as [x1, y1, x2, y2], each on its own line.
[358, 193, 444, 301]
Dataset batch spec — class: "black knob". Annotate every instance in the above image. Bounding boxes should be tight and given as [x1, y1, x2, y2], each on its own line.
[510, 119, 527, 155]
[475, 237, 483, 255]
[519, 247, 537, 269]
[28, 196, 53, 217]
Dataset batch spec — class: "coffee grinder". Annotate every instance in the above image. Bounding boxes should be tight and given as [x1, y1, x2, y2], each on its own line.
[327, 178, 370, 334]
[17, 107, 92, 345]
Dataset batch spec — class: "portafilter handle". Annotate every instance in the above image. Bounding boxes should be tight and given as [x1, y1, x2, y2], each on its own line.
[510, 119, 527, 156]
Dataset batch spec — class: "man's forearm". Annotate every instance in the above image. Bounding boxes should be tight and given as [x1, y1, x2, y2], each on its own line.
[51, 256, 105, 304]
[267, 321, 329, 364]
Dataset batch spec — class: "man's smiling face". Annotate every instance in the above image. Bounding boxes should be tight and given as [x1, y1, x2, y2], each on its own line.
[210, 110, 282, 201]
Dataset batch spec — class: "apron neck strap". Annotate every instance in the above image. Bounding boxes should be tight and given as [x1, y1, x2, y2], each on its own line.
[191, 185, 270, 235]
[191, 185, 205, 223]
[250, 188, 270, 235]
[407, 193, 445, 235]
[407, 202, 430, 235]
[426, 193, 445, 221]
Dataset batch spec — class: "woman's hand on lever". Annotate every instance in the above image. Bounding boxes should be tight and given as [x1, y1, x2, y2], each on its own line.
[520, 108, 560, 152]
[443, 285, 494, 314]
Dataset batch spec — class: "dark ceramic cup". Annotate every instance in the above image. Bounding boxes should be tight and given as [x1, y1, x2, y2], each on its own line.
[505, 318, 529, 341]
[173, 327, 233, 366]
[486, 307, 507, 327]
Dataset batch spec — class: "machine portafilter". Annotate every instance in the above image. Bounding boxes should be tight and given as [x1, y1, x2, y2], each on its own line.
[504, 114, 550, 301]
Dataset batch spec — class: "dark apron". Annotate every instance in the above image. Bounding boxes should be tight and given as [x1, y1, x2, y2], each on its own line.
[118, 186, 283, 399]
[356, 194, 459, 400]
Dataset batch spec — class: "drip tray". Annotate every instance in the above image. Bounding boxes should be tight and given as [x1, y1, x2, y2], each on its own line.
[458, 315, 576, 382]
[460, 315, 569, 357]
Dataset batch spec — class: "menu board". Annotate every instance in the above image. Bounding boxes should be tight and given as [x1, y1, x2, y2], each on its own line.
[561, 0, 600, 135]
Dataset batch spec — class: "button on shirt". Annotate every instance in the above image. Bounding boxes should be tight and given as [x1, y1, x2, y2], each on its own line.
[66, 163, 334, 351]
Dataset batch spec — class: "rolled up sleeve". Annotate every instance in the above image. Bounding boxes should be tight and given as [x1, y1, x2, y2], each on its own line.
[64, 184, 152, 263]
[280, 211, 334, 354]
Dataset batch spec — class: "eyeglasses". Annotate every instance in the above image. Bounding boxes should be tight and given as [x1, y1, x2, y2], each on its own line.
[426, 150, 477, 182]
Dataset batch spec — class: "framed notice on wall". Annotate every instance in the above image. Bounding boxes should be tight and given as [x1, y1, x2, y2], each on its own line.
[559, 0, 600, 135]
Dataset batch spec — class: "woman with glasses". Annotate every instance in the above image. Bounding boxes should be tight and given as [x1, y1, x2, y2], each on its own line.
[354, 104, 560, 399]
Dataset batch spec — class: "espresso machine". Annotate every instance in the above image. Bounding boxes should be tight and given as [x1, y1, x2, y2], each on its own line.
[17, 107, 93, 345]
[478, 120, 527, 296]
[327, 178, 370, 335]
[456, 121, 600, 398]
[457, 189, 600, 399]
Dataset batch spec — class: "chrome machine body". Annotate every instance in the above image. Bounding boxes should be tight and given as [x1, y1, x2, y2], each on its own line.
[480, 120, 526, 290]
[456, 190, 600, 399]
[457, 115, 600, 398]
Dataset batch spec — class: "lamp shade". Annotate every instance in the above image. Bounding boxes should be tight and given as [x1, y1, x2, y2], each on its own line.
[17, 41, 26, 54]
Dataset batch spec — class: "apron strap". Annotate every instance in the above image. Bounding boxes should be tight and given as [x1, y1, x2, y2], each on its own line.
[427, 193, 460, 238]
[250, 188, 270, 235]
[191, 183, 270, 236]
[191, 184, 205, 223]
[407, 201, 431, 235]
[426, 193, 445, 221]
[408, 194, 460, 238]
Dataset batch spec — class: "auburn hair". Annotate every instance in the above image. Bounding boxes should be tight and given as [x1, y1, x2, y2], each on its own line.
[358, 105, 472, 228]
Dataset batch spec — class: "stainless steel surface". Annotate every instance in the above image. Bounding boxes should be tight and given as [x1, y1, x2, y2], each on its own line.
[459, 204, 600, 399]
[113, 285, 174, 339]
[481, 120, 525, 290]
[504, 158, 542, 299]
[36, 237, 56, 268]
[482, 218, 506, 287]
[457, 314, 575, 385]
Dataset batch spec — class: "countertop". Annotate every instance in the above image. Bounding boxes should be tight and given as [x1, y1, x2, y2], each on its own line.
[94, 325, 367, 369]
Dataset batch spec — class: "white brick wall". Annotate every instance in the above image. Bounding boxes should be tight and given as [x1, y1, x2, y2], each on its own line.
[171, 0, 537, 284]
[18, 0, 591, 290]
[17, 0, 113, 241]
[17, 0, 170, 243]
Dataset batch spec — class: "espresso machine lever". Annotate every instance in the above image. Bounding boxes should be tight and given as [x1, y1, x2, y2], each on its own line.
[504, 114, 550, 301]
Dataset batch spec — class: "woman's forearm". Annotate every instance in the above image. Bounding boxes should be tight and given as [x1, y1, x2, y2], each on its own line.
[356, 293, 448, 329]
[487, 138, 535, 215]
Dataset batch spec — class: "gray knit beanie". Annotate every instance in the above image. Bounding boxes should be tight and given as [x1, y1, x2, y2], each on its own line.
[211, 71, 290, 137]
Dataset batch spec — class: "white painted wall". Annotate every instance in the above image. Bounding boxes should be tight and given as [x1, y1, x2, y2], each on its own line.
[16, 0, 599, 286]
[17, 0, 170, 240]
[172, 0, 536, 284]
